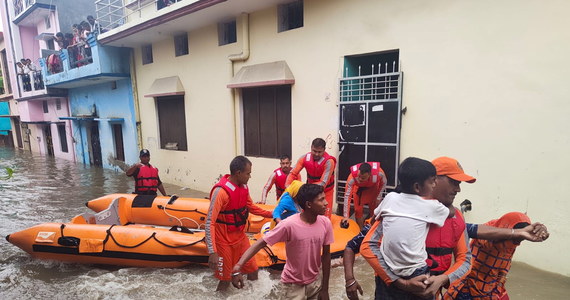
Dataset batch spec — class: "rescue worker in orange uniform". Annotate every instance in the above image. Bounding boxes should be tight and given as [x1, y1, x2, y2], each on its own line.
[125, 149, 167, 196]
[205, 156, 273, 291]
[341, 162, 387, 229]
[286, 138, 336, 218]
[258, 154, 296, 204]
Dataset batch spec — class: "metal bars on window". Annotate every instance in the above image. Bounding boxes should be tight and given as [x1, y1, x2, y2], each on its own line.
[340, 61, 400, 103]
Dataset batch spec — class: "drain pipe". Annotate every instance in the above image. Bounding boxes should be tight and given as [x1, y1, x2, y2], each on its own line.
[228, 13, 250, 155]
[129, 48, 143, 152]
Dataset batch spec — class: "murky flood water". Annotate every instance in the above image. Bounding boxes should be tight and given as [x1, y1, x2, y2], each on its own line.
[1, 147, 569, 299]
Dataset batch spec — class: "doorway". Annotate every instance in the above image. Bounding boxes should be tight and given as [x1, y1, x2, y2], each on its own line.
[336, 50, 402, 213]
[43, 125, 54, 156]
[89, 122, 102, 166]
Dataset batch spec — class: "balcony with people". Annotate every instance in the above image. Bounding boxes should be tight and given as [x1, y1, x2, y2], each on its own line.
[40, 28, 130, 89]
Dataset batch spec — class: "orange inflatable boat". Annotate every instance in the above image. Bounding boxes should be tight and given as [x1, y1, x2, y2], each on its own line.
[85, 194, 273, 234]
[7, 196, 360, 268]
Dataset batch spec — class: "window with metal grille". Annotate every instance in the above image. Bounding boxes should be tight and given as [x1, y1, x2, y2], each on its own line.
[174, 33, 189, 56]
[112, 124, 125, 161]
[43, 100, 48, 113]
[218, 19, 237, 46]
[142, 44, 153, 65]
[56, 99, 61, 110]
[278, 0, 303, 32]
[57, 124, 68, 153]
[242, 85, 292, 158]
[156, 95, 188, 151]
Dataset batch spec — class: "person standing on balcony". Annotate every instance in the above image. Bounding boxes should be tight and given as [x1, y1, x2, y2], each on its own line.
[87, 16, 101, 36]
[126, 149, 167, 196]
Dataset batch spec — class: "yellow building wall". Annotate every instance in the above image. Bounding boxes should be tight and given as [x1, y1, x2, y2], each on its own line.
[132, 0, 570, 275]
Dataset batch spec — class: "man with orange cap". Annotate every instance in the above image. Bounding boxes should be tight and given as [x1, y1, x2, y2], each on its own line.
[358, 157, 548, 299]
[286, 138, 336, 218]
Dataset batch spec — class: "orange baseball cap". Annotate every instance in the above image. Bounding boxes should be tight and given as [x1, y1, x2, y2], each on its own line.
[432, 156, 476, 183]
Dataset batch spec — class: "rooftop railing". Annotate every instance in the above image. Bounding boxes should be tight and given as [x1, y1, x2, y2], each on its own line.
[13, 0, 36, 18]
[95, 0, 184, 32]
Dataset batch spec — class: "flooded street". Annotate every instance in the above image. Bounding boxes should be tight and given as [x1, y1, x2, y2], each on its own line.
[1, 147, 568, 299]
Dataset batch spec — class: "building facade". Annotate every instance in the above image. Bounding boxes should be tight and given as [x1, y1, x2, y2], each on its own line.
[0, 0, 99, 160]
[100, 0, 570, 276]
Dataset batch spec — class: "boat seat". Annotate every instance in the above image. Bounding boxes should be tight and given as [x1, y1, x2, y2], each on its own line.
[79, 197, 127, 225]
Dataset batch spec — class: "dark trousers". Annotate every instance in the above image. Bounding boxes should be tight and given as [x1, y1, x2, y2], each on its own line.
[375, 265, 432, 300]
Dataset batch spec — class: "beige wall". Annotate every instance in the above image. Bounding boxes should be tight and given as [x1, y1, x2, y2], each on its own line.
[132, 0, 570, 275]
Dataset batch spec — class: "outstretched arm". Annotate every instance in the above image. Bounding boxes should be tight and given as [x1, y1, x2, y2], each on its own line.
[474, 222, 549, 242]
[259, 173, 276, 204]
[285, 155, 305, 187]
[231, 239, 268, 289]
[125, 163, 141, 176]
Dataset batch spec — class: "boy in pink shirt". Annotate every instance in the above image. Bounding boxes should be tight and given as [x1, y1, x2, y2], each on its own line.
[231, 184, 334, 300]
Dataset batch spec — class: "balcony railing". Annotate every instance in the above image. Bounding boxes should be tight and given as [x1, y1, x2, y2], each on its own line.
[13, 0, 36, 17]
[40, 34, 130, 88]
[17, 70, 44, 94]
[95, 0, 184, 32]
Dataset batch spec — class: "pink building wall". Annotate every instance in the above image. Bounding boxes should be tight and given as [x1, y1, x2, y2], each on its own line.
[18, 26, 39, 62]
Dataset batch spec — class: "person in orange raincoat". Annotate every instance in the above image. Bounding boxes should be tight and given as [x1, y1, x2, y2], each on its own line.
[443, 212, 538, 300]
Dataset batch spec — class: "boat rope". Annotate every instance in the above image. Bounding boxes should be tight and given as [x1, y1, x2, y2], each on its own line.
[104, 224, 205, 249]
[261, 244, 285, 264]
[160, 204, 201, 228]
[156, 205, 208, 216]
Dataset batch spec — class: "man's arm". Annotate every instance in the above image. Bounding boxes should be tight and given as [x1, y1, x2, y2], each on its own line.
[231, 238, 268, 289]
[157, 183, 167, 196]
[343, 224, 371, 300]
[315, 159, 335, 188]
[125, 163, 141, 176]
[443, 213, 472, 284]
[343, 247, 363, 299]
[320, 244, 331, 300]
[343, 175, 356, 220]
[205, 187, 227, 271]
[259, 172, 276, 204]
[473, 223, 549, 242]
[285, 155, 305, 187]
[246, 195, 273, 218]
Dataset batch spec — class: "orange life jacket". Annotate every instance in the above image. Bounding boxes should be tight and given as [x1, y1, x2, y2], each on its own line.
[210, 175, 249, 232]
[349, 162, 386, 188]
[304, 152, 336, 191]
[425, 208, 465, 274]
[273, 168, 287, 197]
[135, 164, 159, 193]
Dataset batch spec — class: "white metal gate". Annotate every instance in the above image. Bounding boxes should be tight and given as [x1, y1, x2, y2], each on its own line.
[336, 61, 403, 209]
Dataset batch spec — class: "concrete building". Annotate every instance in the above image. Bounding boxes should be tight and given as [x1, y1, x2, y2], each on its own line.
[96, 0, 568, 275]
[0, 31, 15, 147]
[0, 0, 98, 159]
[39, 33, 137, 169]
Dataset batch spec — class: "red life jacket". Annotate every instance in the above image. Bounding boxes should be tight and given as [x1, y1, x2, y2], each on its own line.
[273, 168, 287, 197]
[425, 208, 466, 274]
[135, 164, 160, 193]
[304, 152, 337, 191]
[349, 162, 386, 188]
[210, 175, 249, 232]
